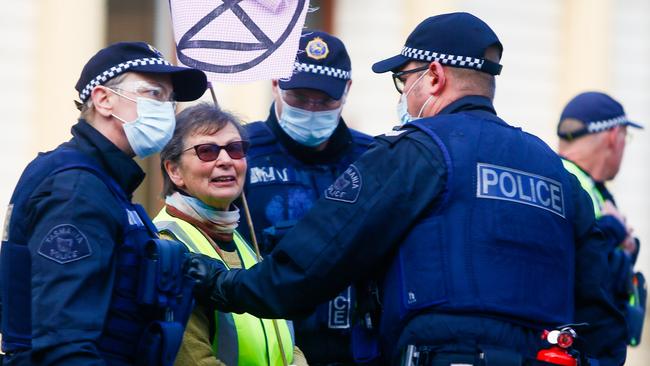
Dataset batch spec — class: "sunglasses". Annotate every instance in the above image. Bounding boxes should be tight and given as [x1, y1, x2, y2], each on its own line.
[183, 141, 250, 161]
[391, 65, 430, 94]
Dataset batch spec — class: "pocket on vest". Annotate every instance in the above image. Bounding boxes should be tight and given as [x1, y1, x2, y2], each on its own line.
[398, 218, 448, 310]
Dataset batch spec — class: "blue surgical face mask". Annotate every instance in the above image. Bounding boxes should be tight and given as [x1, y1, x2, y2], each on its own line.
[110, 90, 176, 158]
[277, 95, 343, 147]
[396, 71, 434, 126]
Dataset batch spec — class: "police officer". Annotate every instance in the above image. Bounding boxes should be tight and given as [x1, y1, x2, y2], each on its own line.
[557, 91, 645, 346]
[0, 42, 207, 365]
[240, 30, 372, 365]
[186, 13, 628, 366]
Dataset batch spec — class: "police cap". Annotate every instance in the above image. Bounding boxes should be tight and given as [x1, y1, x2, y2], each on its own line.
[557, 91, 644, 140]
[278, 30, 351, 100]
[372, 12, 503, 75]
[75, 41, 207, 103]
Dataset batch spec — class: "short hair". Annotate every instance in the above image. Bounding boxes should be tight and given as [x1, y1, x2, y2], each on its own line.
[78, 73, 129, 120]
[160, 102, 247, 197]
[445, 45, 500, 100]
[557, 118, 589, 141]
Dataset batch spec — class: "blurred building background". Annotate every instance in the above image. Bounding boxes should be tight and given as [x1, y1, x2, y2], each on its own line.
[1, 0, 648, 363]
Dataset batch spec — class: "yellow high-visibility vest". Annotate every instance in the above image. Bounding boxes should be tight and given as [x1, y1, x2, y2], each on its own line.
[154, 209, 294, 366]
[561, 158, 605, 217]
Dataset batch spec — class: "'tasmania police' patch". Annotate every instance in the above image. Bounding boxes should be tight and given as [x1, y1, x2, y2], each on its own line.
[306, 37, 329, 60]
[325, 165, 361, 203]
[38, 224, 92, 264]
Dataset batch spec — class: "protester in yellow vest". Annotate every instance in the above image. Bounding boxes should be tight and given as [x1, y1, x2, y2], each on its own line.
[154, 103, 307, 366]
[557, 91, 646, 346]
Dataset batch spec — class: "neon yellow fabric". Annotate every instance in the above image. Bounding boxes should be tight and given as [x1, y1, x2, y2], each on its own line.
[561, 159, 605, 217]
[154, 209, 294, 366]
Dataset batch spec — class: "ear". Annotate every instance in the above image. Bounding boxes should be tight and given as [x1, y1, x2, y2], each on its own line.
[164, 159, 185, 190]
[271, 80, 280, 97]
[271, 80, 283, 116]
[91, 86, 115, 118]
[427, 61, 446, 96]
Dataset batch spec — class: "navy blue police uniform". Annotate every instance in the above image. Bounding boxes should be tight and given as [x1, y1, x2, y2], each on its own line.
[239, 31, 373, 365]
[0, 42, 207, 365]
[188, 14, 628, 366]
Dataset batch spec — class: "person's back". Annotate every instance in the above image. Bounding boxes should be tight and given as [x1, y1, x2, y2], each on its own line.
[0, 42, 206, 365]
[240, 31, 372, 364]
[378, 103, 577, 359]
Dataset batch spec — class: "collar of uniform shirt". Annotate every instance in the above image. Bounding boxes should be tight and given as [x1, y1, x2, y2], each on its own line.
[437, 95, 497, 116]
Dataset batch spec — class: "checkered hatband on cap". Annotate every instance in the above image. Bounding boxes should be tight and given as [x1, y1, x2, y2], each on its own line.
[78, 57, 171, 102]
[587, 115, 629, 133]
[293, 62, 351, 80]
[401, 46, 486, 71]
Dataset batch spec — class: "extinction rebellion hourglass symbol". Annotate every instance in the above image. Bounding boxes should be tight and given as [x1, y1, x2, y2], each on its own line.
[176, 0, 307, 74]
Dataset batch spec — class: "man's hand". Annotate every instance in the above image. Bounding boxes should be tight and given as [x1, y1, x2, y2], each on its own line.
[184, 253, 234, 309]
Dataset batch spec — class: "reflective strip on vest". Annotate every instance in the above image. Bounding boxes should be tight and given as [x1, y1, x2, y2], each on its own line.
[154, 209, 294, 366]
[561, 159, 605, 217]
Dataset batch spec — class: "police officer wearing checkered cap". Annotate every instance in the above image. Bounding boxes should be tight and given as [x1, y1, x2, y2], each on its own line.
[558, 91, 646, 348]
[0, 41, 206, 365]
[184, 13, 627, 365]
[238, 30, 372, 365]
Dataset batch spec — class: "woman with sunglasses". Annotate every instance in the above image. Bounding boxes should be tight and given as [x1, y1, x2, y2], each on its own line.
[154, 103, 307, 366]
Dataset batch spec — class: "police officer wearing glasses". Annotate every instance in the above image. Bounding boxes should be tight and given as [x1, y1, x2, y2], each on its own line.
[0, 42, 207, 365]
[239, 30, 372, 365]
[185, 13, 627, 366]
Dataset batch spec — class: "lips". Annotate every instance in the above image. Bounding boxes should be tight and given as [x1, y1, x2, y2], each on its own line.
[211, 176, 236, 183]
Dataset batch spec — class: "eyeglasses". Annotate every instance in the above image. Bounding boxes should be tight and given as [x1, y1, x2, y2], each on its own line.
[109, 80, 176, 106]
[391, 65, 429, 94]
[281, 90, 342, 111]
[183, 141, 250, 161]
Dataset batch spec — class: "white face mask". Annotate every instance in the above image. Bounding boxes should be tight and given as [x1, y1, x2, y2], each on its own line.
[277, 94, 343, 147]
[110, 89, 176, 158]
[396, 71, 434, 126]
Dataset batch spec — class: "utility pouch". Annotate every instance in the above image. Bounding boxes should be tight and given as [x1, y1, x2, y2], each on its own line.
[627, 272, 647, 346]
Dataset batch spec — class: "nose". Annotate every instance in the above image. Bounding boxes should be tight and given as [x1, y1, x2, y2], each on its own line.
[214, 148, 234, 166]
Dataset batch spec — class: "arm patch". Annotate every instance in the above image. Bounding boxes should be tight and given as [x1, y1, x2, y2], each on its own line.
[324, 165, 362, 204]
[37, 224, 92, 264]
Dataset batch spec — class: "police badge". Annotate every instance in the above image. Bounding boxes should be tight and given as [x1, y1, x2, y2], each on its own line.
[306, 37, 329, 60]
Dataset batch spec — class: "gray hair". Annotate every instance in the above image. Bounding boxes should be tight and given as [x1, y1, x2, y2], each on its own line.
[160, 102, 247, 197]
[78, 73, 130, 120]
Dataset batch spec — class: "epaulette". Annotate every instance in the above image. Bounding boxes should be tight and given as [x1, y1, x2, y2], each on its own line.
[375, 126, 416, 146]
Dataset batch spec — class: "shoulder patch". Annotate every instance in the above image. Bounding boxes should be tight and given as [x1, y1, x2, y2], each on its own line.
[38, 224, 92, 264]
[324, 165, 362, 203]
